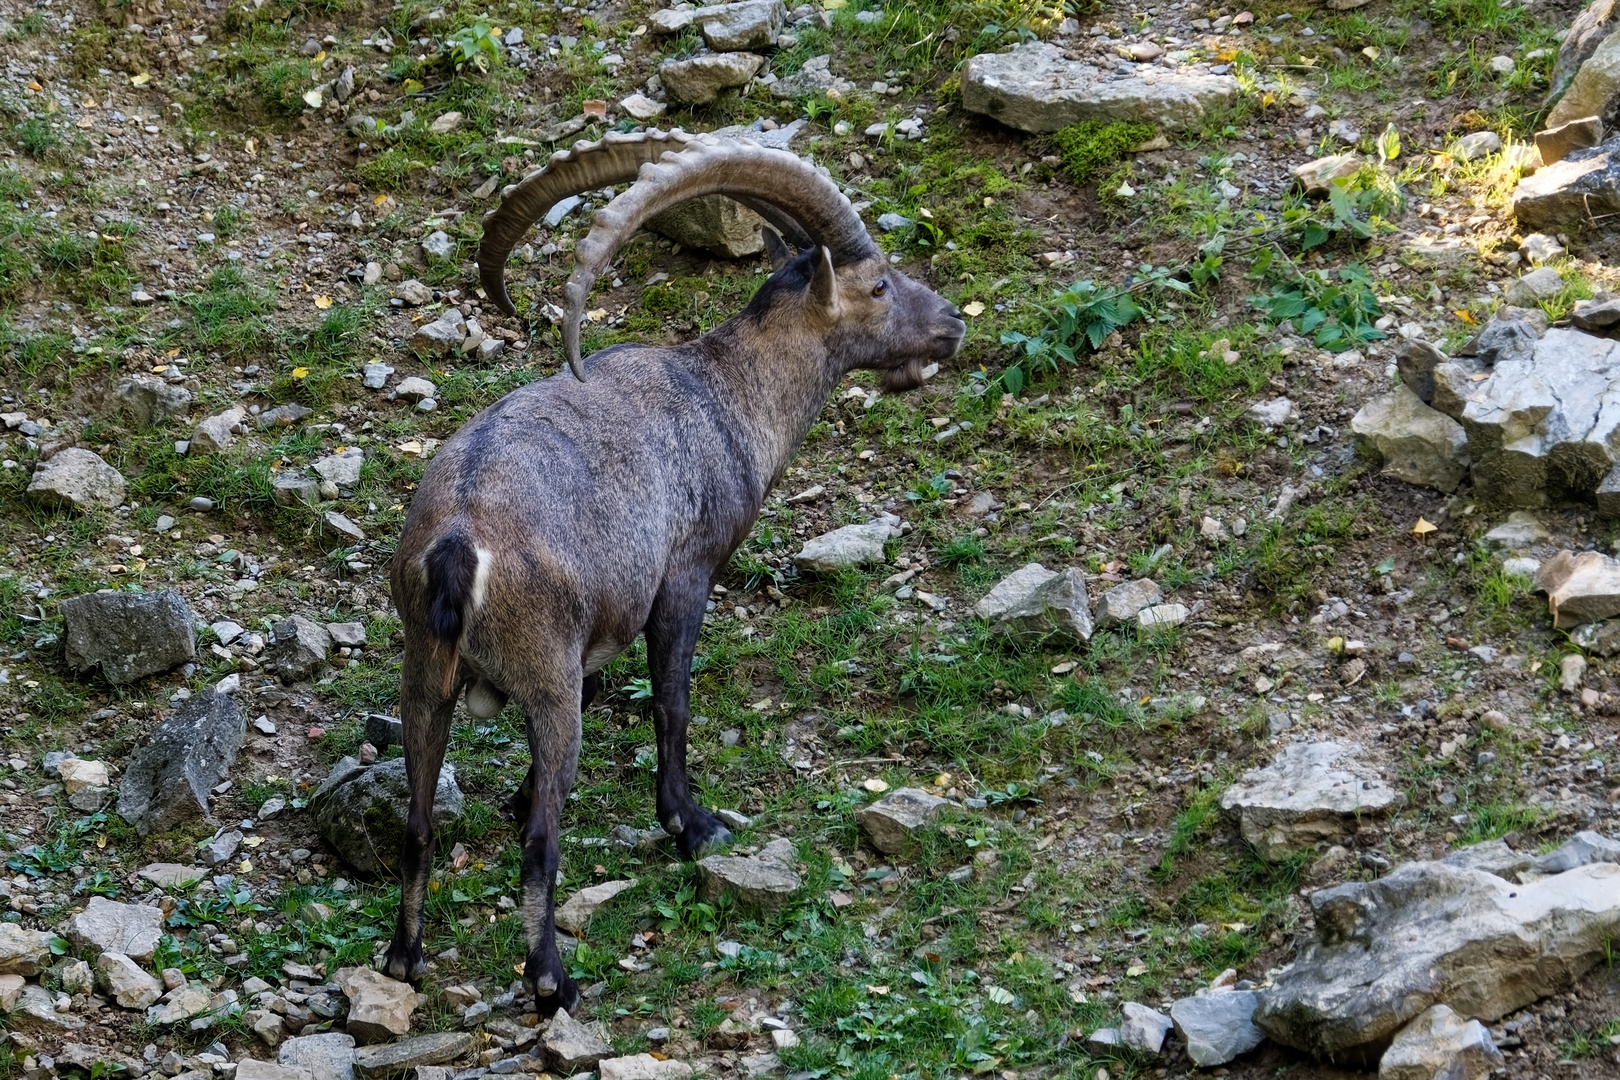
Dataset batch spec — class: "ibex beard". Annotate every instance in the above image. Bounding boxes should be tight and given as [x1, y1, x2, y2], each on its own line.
[381, 130, 964, 1015]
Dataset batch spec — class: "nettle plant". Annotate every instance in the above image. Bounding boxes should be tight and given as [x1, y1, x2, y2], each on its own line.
[444, 22, 505, 73]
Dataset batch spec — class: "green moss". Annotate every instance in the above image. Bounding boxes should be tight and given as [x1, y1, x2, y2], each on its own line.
[1051, 119, 1156, 186]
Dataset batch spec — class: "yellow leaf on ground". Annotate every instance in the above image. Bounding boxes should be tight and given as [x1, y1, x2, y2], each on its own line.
[1411, 517, 1437, 536]
[1455, 309, 1477, 325]
[961, 301, 985, 317]
[130, 73, 151, 86]
[315, 295, 333, 309]
[292, 366, 310, 379]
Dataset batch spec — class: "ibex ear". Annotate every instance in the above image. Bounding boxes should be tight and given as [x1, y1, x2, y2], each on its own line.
[762, 226, 792, 271]
[809, 245, 838, 315]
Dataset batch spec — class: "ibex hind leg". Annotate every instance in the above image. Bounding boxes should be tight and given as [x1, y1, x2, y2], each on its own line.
[504, 674, 598, 822]
[382, 649, 459, 982]
[515, 681, 582, 1016]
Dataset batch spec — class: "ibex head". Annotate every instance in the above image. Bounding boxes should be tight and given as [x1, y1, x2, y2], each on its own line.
[476, 130, 964, 386]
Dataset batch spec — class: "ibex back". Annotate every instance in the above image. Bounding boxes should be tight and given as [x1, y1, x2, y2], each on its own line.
[382, 131, 964, 1014]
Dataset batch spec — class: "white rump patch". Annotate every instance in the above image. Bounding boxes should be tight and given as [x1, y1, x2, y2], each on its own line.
[469, 547, 494, 611]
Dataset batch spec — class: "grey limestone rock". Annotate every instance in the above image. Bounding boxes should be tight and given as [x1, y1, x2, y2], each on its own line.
[268, 615, 332, 680]
[117, 689, 245, 835]
[65, 897, 165, 965]
[1218, 741, 1401, 861]
[856, 787, 952, 856]
[694, 0, 786, 51]
[1170, 988, 1265, 1066]
[1254, 860, 1620, 1057]
[352, 1031, 471, 1077]
[1350, 386, 1469, 493]
[27, 447, 127, 511]
[660, 52, 765, 105]
[963, 41, 1238, 132]
[116, 375, 193, 428]
[310, 757, 463, 876]
[62, 588, 197, 685]
[1379, 1005, 1504, 1080]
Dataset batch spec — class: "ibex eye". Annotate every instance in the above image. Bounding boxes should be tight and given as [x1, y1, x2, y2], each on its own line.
[872, 280, 888, 298]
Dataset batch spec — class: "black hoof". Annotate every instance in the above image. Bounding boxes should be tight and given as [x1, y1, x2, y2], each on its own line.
[525, 952, 579, 1017]
[381, 939, 426, 983]
[674, 808, 734, 861]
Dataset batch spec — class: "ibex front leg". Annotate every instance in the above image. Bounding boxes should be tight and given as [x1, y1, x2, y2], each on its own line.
[646, 578, 733, 860]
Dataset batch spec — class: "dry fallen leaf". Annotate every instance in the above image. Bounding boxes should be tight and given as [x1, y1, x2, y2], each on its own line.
[961, 301, 985, 317]
[314, 295, 333, 309]
[130, 72, 152, 87]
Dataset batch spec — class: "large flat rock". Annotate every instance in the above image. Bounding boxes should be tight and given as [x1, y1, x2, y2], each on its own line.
[962, 41, 1238, 132]
[1218, 741, 1401, 861]
[1254, 860, 1620, 1057]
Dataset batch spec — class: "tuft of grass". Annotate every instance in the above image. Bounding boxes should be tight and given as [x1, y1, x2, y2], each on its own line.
[1051, 120, 1157, 186]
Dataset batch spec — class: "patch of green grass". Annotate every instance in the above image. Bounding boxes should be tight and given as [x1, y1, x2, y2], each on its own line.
[16, 117, 58, 158]
[1051, 120, 1156, 186]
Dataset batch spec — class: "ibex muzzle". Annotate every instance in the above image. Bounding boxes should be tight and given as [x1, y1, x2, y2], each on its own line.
[382, 130, 964, 1014]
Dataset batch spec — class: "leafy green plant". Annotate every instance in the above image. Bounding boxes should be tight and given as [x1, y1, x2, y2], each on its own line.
[906, 473, 953, 502]
[444, 23, 504, 73]
[1250, 262, 1385, 352]
[653, 881, 724, 933]
[998, 266, 1196, 393]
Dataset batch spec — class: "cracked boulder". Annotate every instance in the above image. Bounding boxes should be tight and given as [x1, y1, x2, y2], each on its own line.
[856, 787, 952, 856]
[1218, 741, 1401, 861]
[116, 375, 193, 428]
[697, 838, 801, 910]
[660, 52, 764, 105]
[963, 41, 1239, 132]
[1351, 385, 1469, 492]
[973, 563, 1094, 640]
[1254, 860, 1620, 1058]
[117, 688, 245, 835]
[1426, 325, 1620, 508]
[1512, 135, 1620, 229]
[27, 447, 127, 511]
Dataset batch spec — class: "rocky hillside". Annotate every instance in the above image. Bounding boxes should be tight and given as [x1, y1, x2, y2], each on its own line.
[2, 0, 1620, 1077]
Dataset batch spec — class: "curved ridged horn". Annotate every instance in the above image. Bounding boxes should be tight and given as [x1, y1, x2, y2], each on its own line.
[477, 128, 696, 318]
[562, 137, 878, 378]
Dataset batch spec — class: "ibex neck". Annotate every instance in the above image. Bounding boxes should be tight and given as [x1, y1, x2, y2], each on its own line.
[702, 322, 846, 494]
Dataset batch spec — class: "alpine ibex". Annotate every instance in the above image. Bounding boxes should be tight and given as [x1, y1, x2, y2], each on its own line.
[382, 129, 965, 1014]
